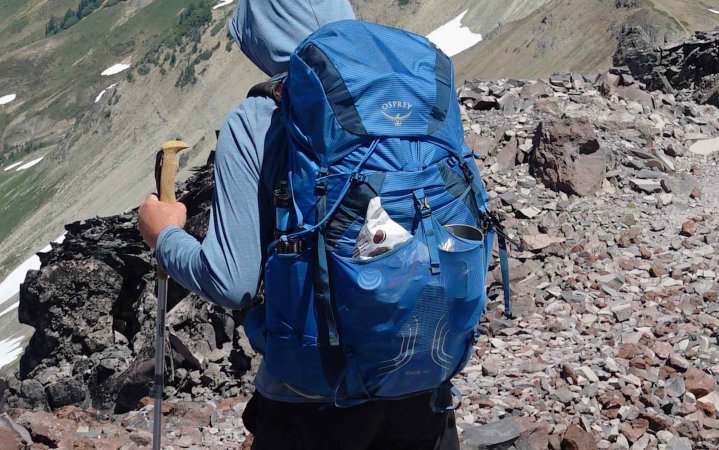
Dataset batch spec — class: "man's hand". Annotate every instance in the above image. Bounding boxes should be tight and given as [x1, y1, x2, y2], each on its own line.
[138, 194, 187, 249]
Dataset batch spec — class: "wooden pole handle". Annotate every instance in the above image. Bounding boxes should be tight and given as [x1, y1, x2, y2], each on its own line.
[155, 141, 189, 280]
[157, 141, 189, 203]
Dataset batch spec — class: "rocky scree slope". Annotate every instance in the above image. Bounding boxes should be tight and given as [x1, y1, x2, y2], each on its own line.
[617, 28, 719, 108]
[1, 28, 719, 450]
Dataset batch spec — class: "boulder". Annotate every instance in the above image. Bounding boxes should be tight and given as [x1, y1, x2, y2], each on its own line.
[46, 377, 87, 409]
[530, 117, 606, 196]
[14, 410, 76, 449]
[3, 154, 255, 414]
[616, 28, 719, 107]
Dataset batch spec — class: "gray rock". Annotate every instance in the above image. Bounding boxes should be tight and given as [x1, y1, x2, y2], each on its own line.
[463, 418, 521, 449]
[665, 375, 686, 398]
[666, 436, 692, 450]
[689, 137, 719, 156]
[553, 387, 575, 404]
[629, 179, 663, 194]
[45, 377, 86, 409]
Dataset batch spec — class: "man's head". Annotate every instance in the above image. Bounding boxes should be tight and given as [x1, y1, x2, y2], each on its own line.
[230, 0, 355, 77]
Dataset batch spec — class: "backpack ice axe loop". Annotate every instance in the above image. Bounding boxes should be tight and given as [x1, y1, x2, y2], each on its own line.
[152, 140, 189, 450]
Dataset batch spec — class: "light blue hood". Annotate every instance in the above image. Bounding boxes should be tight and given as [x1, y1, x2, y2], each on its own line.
[230, 0, 356, 77]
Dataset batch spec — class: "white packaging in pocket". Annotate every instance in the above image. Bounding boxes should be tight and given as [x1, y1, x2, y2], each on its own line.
[353, 197, 412, 259]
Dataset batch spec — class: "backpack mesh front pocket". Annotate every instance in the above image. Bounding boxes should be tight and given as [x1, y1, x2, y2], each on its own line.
[330, 219, 490, 399]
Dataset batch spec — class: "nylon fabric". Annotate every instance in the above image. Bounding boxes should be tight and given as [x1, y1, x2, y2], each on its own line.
[284, 20, 464, 163]
[257, 18, 507, 403]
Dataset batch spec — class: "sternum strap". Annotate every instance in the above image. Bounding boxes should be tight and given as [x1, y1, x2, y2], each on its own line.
[413, 189, 441, 275]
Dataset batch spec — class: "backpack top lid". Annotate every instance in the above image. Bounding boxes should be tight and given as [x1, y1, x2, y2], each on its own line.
[283, 20, 464, 165]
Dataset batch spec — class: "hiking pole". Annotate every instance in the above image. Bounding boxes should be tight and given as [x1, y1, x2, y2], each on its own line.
[152, 140, 189, 450]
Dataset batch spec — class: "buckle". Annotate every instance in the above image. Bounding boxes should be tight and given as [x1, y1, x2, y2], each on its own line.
[415, 196, 431, 217]
[316, 167, 329, 195]
[461, 163, 475, 182]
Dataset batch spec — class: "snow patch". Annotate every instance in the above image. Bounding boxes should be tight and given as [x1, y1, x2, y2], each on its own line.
[102, 63, 131, 76]
[0, 334, 24, 370]
[213, 0, 234, 9]
[3, 161, 24, 171]
[426, 10, 483, 57]
[0, 94, 17, 106]
[710, 9, 719, 14]
[15, 156, 44, 171]
[0, 234, 66, 305]
[95, 83, 118, 103]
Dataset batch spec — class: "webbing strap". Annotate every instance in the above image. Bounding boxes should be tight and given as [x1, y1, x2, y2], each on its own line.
[413, 189, 441, 275]
[267, 139, 381, 253]
[315, 186, 340, 346]
[460, 158, 489, 207]
[498, 234, 512, 319]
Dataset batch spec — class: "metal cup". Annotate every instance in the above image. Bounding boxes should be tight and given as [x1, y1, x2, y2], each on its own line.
[445, 224, 484, 242]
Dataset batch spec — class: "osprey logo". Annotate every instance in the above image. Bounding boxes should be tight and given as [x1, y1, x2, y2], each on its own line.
[381, 101, 413, 127]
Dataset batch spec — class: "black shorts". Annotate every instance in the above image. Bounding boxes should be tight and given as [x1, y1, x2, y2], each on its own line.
[242, 391, 460, 450]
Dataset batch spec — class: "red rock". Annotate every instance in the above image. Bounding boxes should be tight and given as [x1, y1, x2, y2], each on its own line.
[659, 365, 677, 380]
[639, 246, 652, 259]
[139, 396, 174, 414]
[561, 365, 579, 384]
[698, 398, 718, 418]
[690, 187, 702, 199]
[652, 341, 672, 359]
[14, 410, 75, 449]
[497, 138, 519, 170]
[620, 418, 648, 443]
[73, 438, 126, 450]
[649, 263, 666, 277]
[617, 344, 641, 360]
[598, 392, 626, 408]
[534, 99, 561, 116]
[0, 413, 32, 449]
[549, 434, 562, 450]
[530, 117, 606, 196]
[466, 135, 495, 157]
[129, 430, 152, 447]
[685, 368, 717, 397]
[623, 215, 637, 226]
[641, 410, 672, 431]
[561, 424, 597, 450]
[515, 417, 550, 450]
[0, 426, 27, 450]
[680, 220, 697, 237]
[475, 398, 495, 409]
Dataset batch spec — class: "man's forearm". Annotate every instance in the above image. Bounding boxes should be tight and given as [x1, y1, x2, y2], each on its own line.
[156, 225, 254, 310]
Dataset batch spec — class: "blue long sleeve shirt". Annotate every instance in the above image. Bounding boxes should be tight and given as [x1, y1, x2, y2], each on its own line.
[156, 0, 355, 402]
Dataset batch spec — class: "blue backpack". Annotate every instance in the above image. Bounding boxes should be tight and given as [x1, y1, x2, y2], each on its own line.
[247, 20, 512, 408]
